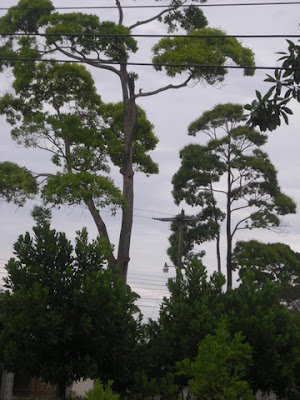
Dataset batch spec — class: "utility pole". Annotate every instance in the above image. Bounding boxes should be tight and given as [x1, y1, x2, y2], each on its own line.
[153, 209, 196, 279]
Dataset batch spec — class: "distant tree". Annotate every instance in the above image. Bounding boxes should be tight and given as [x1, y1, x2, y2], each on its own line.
[246, 39, 300, 131]
[0, 0, 255, 281]
[178, 322, 254, 400]
[167, 208, 221, 271]
[0, 213, 141, 399]
[233, 240, 300, 311]
[171, 103, 296, 288]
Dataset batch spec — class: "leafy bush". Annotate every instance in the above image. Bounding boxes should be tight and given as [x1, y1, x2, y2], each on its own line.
[85, 380, 120, 400]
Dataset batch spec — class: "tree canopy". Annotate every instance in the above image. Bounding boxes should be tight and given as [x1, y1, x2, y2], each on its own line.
[178, 322, 254, 400]
[0, 214, 141, 399]
[170, 103, 296, 288]
[0, 61, 158, 266]
[140, 259, 300, 400]
[233, 240, 300, 311]
[0, 0, 255, 281]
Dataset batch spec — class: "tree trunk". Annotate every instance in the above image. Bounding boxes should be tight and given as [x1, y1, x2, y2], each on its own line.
[117, 69, 137, 283]
[226, 148, 232, 289]
[56, 383, 66, 400]
[85, 197, 116, 264]
[216, 232, 221, 274]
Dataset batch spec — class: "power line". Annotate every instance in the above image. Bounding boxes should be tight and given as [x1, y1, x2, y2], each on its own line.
[0, 32, 299, 39]
[128, 276, 169, 282]
[0, 57, 294, 71]
[134, 208, 177, 216]
[129, 280, 168, 287]
[129, 278, 168, 285]
[139, 296, 166, 301]
[136, 303, 159, 309]
[130, 285, 169, 292]
[0, 2, 300, 10]
[128, 272, 171, 279]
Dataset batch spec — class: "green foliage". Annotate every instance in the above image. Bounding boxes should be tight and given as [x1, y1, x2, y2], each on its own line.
[0, 221, 141, 398]
[188, 103, 245, 135]
[0, 161, 37, 205]
[178, 322, 254, 400]
[246, 39, 300, 131]
[152, 27, 255, 83]
[85, 380, 120, 400]
[41, 172, 125, 211]
[167, 209, 221, 266]
[223, 274, 300, 399]
[145, 258, 225, 387]
[99, 102, 159, 175]
[161, 3, 208, 33]
[129, 371, 179, 400]
[233, 240, 300, 286]
[138, 257, 300, 399]
[170, 103, 296, 281]
[43, 14, 138, 61]
[0, 0, 54, 33]
[233, 240, 300, 310]
[0, 0, 256, 280]
[0, 60, 158, 215]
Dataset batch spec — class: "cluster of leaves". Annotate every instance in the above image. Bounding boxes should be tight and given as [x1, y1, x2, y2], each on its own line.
[246, 39, 300, 131]
[0, 216, 141, 398]
[223, 273, 300, 399]
[0, 161, 37, 206]
[85, 380, 120, 400]
[144, 259, 225, 383]
[140, 259, 300, 400]
[233, 240, 300, 311]
[0, 60, 158, 212]
[153, 27, 255, 83]
[178, 322, 254, 400]
[167, 209, 221, 266]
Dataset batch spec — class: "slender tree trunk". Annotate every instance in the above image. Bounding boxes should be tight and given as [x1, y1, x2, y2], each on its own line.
[210, 184, 221, 273]
[84, 197, 116, 264]
[56, 383, 66, 400]
[216, 232, 221, 274]
[117, 68, 137, 283]
[226, 156, 232, 289]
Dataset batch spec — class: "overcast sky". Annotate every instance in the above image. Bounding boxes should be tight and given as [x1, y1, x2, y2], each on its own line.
[1, 0, 300, 319]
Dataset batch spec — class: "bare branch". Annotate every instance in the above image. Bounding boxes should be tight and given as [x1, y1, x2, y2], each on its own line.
[116, 0, 123, 25]
[135, 74, 193, 98]
[53, 43, 121, 77]
[33, 172, 52, 178]
[211, 188, 227, 195]
[130, 7, 174, 30]
[231, 204, 250, 213]
[232, 216, 251, 237]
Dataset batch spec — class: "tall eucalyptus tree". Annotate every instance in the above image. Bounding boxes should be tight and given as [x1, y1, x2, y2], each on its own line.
[0, 0, 255, 281]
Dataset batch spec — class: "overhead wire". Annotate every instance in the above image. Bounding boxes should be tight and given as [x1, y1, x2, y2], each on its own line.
[0, 58, 296, 71]
[129, 281, 169, 287]
[130, 285, 170, 292]
[0, 2, 300, 10]
[0, 32, 299, 39]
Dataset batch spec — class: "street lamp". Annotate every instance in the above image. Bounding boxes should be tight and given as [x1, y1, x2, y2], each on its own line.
[163, 262, 174, 273]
